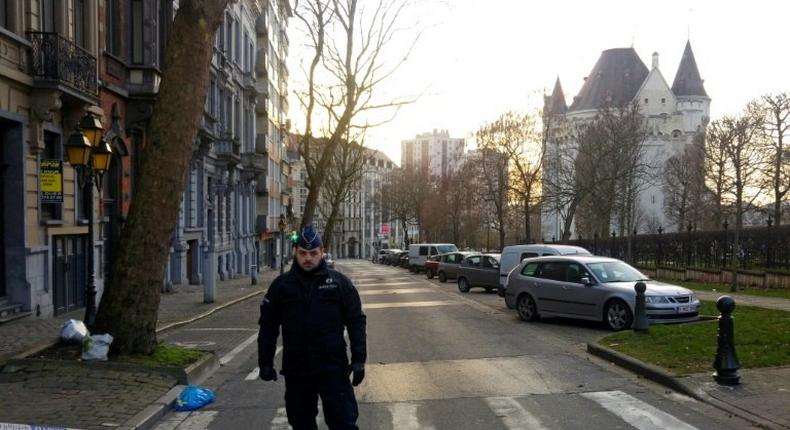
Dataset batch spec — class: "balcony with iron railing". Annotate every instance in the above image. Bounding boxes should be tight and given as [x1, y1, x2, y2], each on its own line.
[214, 132, 241, 166]
[27, 32, 98, 101]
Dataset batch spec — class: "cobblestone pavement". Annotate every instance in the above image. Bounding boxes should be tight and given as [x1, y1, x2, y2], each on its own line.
[0, 267, 283, 429]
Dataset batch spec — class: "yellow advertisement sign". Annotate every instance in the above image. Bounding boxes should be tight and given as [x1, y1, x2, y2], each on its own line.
[40, 159, 63, 203]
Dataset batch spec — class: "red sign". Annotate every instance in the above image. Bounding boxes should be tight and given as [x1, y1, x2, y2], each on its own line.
[380, 224, 390, 235]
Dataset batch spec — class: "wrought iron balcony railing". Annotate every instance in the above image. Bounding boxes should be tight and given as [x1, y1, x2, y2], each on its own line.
[27, 32, 98, 96]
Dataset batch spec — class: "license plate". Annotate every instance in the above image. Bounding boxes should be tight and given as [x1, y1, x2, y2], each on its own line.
[677, 305, 694, 313]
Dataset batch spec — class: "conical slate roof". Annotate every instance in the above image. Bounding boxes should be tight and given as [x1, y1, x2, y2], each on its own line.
[569, 48, 649, 112]
[547, 77, 568, 114]
[672, 41, 707, 97]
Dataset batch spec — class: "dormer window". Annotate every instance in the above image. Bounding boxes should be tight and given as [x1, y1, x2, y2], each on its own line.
[661, 98, 666, 104]
[644, 98, 649, 104]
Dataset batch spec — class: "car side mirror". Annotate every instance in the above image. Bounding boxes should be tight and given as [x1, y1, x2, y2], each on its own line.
[580, 276, 592, 286]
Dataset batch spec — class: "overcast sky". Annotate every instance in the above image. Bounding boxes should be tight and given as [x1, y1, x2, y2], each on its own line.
[287, 0, 790, 165]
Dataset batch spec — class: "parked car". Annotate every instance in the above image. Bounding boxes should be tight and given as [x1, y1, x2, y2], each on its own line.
[407, 243, 459, 273]
[378, 248, 400, 264]
[398, 252, 410, 268]
[323, 253, 335, 269]
[425, 255, 441, 278]
[435, 252, 474, 282]
[388, 250, 407, 266]
[498, 244, 591, 296]
[456, 253, 501, 293]
[504, 255, 700, 330]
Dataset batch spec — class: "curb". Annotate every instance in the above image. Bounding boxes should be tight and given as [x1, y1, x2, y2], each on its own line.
[155, 288, 266, 334]
[587, 342, 787, 430]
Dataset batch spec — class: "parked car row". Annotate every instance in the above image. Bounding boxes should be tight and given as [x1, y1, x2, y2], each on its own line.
[380, 242, 702, 332]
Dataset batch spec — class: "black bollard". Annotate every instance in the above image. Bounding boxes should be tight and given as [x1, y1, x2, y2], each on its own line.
[713, 296, 741, 385]
[633, 281, 649, 332]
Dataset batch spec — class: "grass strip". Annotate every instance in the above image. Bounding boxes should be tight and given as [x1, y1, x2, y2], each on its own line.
[117, 344, 207, 367]
[601, 301, 790, 375]
[659, 279, 790, 300]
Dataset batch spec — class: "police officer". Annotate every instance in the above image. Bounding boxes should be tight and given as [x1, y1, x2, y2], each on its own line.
[258, 224, 367, 430]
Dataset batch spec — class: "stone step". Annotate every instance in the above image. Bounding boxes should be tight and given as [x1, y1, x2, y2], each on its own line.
[0, 302, 31, 324]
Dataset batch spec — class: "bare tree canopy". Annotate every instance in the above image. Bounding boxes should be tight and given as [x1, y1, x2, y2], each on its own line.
[749, 93, 790, 225]
[293, 0, 418, 226]
[317, 139, 368, 249]
[663, 141, 706, 230]
[93, 0, 231, 355]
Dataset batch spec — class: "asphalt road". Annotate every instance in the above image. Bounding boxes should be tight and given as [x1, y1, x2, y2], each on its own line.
[150, 260, 756, 429]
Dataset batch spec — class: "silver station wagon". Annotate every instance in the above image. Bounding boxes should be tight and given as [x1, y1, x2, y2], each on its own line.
[504, 256, 700, 330]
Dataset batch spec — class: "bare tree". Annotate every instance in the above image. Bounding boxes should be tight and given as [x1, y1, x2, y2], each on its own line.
[663, 142, 705, 230]
[702, 127, 733, 228]
[750, 93, 790, 225]
[380, 167, 422, 246]
[293, 0, 418, 226]
[477, 111, 544, 244]
[317, 138, 367, 251]
[472, 131, 510, 249]
[93, 0, 231, 354]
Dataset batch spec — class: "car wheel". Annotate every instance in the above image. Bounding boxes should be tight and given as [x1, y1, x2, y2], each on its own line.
[604, 299, 633, 331]
[426, 269, 434, 279]
[517, 294, 539, 321]
[438, 271, 447, 283]
[458, 278, 470, 293]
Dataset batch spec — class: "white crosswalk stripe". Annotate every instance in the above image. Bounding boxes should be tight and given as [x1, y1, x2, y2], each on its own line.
[485, 397, 548, 430]
[389, 402, 436, 430]
[151, 411, 218, 430]
[245, 346, 282, 380]
[270, 405, 323, 429]
[581, 391, 700, 430]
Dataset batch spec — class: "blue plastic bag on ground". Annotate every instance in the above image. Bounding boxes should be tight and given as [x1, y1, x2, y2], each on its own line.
[174, 385, 216, 411]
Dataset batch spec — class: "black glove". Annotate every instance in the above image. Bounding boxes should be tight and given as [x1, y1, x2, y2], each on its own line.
[349, 362, 365, 386]
[259, 366, 278, 381]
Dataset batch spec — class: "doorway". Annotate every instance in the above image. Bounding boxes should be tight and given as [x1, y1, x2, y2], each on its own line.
[52, 235, 86, 315]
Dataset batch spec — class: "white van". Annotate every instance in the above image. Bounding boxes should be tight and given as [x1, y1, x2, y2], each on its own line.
[407, 243, 458, 273]
[497, 244, 591, 296]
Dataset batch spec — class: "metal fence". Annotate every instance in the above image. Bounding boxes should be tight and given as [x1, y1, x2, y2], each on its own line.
[566, 225, 790, 271]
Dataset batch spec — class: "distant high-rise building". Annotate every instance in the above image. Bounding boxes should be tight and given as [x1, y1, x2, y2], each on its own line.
[400, 130, 465, 177]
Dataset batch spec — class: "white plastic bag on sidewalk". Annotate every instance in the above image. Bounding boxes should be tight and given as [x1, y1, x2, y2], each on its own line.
[81, 333, 114, 361]
[60, 319, 89, 344]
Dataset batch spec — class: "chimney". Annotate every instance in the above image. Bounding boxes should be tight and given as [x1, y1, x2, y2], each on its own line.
[652, 52, 659, 70]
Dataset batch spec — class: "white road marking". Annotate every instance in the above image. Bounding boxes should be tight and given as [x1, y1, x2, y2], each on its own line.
[151, 411, 218, 430]
[363, 300, 462, 309]
[270, 407, 290, 430]
[270, 404, 323, 429]
[245, 346, 283, 380]
[219, 333, 258, 366]
[581, 391, 700, 430]
[389, 403, 435, 430]
[355, 281, 416, 287]
[485, 397, 548, 430]
[359, 288, 435, 295]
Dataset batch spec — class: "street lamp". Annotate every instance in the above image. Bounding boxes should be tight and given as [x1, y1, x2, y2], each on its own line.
[278, 213, 287, 275]
[64, 113, 110, 328]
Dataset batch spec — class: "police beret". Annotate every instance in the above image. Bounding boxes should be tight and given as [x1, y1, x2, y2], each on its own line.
[296, 224, 323, 250]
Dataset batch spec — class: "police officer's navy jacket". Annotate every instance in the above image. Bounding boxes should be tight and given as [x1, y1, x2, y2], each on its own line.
[258, 258, 367, 376]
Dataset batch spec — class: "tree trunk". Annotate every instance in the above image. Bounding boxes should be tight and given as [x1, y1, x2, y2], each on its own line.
[93, 0, 229, 355]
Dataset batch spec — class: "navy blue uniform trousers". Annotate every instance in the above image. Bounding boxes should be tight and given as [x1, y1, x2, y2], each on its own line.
[285, 371, 359, 430]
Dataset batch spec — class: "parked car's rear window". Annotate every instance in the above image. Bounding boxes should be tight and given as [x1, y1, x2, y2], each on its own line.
[437, 245, 459, 254]
[520, 252, 539, 260]
[521, 262, 539, 276]
[419, 246, 428, 256]
[587, 261, 644, 282]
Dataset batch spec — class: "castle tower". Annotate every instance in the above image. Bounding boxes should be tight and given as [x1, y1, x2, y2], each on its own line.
[671, 41, 711, 134]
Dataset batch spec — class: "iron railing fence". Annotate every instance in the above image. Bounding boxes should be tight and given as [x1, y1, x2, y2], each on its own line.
[566, 225, 790, 271]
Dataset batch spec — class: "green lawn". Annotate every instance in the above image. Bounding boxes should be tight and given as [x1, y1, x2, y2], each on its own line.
[659, 279, 790, 300]
[600, 301, 790, 375]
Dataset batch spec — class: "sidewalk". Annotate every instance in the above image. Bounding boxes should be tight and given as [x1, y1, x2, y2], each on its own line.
[589, 290, 790, 430]
[0, 266, 283, 430]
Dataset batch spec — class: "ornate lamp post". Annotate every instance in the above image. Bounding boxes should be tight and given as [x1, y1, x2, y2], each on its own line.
[64, 113, 111, 327]
[278, 213, 287, 275]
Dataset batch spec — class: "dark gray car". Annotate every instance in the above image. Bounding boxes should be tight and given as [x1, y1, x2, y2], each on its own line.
[456, 253, 500, 293]
[504, 255, 700, 330]
[435, 252, 473, 282]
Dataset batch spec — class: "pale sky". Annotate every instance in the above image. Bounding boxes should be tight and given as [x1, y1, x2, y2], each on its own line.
[287, 0, 790, 166]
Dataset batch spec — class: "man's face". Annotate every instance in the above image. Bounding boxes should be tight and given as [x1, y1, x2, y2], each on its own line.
[295, 245, 324, 271]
